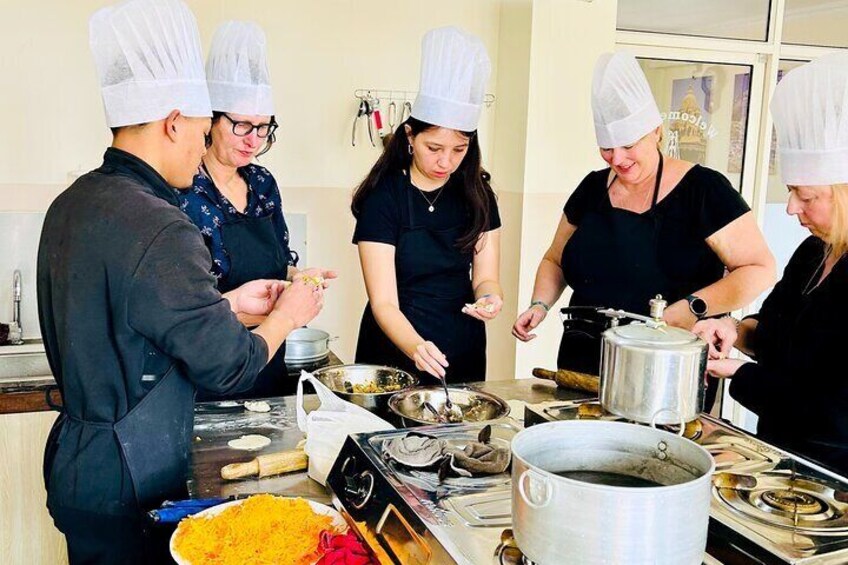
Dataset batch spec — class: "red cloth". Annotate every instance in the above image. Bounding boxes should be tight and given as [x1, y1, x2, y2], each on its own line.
[316, 530, 377, 565]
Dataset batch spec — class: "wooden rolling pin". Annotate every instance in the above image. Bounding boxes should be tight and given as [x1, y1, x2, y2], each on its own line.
[532, 367, 600, 394]
[221, 445, 307, 480]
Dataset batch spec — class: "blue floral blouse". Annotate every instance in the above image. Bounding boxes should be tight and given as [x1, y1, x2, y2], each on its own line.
[178, 164, 297, 283]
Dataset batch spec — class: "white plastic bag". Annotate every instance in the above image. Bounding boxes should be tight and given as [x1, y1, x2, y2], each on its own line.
[296, 371, 394, 485]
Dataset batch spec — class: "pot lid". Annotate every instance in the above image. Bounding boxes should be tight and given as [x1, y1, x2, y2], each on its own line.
[607, 322, 701, 347]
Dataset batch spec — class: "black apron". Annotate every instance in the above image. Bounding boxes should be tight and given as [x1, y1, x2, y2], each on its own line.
[558, 154, 720, 409]
[355, 173, 486, 384]
[198, 168, 293, 399]
[45, 349, 195, 512]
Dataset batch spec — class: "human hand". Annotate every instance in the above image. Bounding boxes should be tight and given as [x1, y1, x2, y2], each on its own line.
[234, 279, 288, 316]
[462, 294, 503, 321]
[706, 358, 748, 379]
[272, 277, 323, 328]
[410, 341, 449, 379]
[293, 267, 338, 289]
[512, 305, 548, 342]
[693, 317, 738, 360]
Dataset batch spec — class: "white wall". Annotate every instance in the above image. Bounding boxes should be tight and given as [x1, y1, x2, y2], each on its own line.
[0, 0, 503, 368]
[513, 0, 619, 379]
[0, 0, 628, 381]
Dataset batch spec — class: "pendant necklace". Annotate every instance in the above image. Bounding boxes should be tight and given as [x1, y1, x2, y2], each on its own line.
[410, 173, 446, 212]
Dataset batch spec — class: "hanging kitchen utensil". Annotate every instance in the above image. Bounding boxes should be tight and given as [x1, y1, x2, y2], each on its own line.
[387, 100, 397, 130]
[400, 100, 412, 123]
[363, 97, 376, 147]
[371, 97, 386, 145]
[351, 99, 368, 147]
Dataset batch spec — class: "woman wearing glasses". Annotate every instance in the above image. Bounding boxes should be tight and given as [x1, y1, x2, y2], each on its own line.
[181, 21, 332, 398]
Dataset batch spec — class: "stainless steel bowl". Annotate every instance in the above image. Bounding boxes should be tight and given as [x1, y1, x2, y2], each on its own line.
[388, 387, 510, 426]
[311, 364, 418, 412]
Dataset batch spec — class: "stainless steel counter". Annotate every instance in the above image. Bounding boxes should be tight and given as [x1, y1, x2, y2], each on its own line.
[188, 378, 586, 504]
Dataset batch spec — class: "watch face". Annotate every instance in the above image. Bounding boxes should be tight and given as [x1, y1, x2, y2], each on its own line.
[690, 297, 707, 317]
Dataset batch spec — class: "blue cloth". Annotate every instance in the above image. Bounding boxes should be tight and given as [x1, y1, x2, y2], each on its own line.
[179, 164, 296, 282]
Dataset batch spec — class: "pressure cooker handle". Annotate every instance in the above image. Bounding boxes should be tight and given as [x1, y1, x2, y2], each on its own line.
[518, 469, 552, 509]
[558, 306, 604, 323]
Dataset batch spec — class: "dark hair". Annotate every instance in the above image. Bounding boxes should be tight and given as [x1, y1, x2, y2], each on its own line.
[211, 111, 277, 158]
[351, 117, 494, 254]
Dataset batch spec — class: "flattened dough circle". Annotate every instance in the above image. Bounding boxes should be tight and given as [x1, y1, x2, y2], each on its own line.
[227, 434, 271, 451]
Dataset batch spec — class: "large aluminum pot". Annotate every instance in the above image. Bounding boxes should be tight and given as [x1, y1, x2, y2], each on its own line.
[311, 364, 417, 413]
[511, 421, 714, 565]
[285, 328, 333, 363]
[600, 321, 707, 425]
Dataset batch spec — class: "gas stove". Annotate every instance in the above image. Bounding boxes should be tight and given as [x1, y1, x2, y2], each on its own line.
[325, 400, 848, 564]
[525, 398, 848, 564]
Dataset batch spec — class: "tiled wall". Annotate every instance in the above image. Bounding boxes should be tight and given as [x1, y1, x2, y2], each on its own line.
[0, 213, 45, 340]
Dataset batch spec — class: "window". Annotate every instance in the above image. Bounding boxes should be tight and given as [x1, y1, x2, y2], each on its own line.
[638, 58, 754, 190]
[783, 0, 848, 48]
[618, 0, 771, 41]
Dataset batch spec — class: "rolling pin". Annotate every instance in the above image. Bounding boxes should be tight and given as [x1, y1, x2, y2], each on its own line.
[532, 367, 600, 394]
[221, 445, 307, 480]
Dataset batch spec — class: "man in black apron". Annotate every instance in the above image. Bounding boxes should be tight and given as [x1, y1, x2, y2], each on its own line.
[37, 2, 323, 562]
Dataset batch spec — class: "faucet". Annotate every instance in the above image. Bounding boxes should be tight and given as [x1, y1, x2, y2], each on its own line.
[11, 270, 23, 344]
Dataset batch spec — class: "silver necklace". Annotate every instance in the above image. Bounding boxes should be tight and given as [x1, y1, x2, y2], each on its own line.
[410, 178, 446, 212]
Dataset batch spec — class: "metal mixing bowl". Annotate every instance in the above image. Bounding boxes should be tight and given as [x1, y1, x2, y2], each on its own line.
[388, 387, 511, 426]
[311, 364, 418, 412]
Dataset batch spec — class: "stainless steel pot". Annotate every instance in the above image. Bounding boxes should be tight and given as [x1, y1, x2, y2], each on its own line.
[284, 328, 334, 363]
[599, 297, 707, 425]
[511, 420, 714, 565]
[310, 364, 417, 413]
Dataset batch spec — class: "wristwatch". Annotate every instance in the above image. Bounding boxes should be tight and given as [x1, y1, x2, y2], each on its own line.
[685, 295, 708, 319]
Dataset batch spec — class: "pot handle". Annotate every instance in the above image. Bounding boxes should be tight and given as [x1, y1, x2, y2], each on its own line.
[650, 408, 685, 437]
[518, 469, 552, 509]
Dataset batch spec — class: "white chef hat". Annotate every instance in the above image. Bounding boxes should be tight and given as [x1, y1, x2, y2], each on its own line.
[771, 52, 848, 186]
[592, 52, 662, 149]
[206, 21, 274, 116]
[89, 0, 211, 128]
[411, 26, 491, 132]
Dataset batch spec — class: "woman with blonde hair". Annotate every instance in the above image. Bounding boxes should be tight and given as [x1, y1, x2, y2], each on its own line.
[695, 52, 848, 474]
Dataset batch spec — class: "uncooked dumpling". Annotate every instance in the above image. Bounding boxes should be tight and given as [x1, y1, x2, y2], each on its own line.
[228, 434, 271, 451]
[244, 400, 271, 413]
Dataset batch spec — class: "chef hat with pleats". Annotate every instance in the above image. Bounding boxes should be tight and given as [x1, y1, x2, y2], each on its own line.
[771, 52, 848, 186]
[411, 26, 491, 132]
[89, 0, 211, 128]
[206, 21, 274, 116]
[592, 52, 662, 149]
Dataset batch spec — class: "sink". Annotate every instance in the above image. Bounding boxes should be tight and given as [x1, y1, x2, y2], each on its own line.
[0, 338, 52, 381]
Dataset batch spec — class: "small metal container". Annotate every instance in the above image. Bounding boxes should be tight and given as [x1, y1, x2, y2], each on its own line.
[311, 364, 418, 413]
[388, 387, 510, 426]
[285, 328, 333, 363]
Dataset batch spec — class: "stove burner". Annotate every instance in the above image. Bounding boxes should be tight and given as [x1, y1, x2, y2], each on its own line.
[761, 489, 826, 515]
[715, 471, 848, 534]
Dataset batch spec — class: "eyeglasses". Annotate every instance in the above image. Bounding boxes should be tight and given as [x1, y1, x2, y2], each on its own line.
[221, 114, 278, 138]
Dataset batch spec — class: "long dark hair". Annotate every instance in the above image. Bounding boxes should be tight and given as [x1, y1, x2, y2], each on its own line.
[351, 117, 494, 254]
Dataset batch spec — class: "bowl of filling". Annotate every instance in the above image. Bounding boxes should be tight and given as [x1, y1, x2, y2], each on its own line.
[311, 364, 418, 413]
[388, 387, 511, 426]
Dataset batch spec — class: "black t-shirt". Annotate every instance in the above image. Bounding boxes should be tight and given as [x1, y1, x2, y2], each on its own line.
[730, 236, 848, 469]
[560, 164, 750, 314]
[353, 170, 501, 246]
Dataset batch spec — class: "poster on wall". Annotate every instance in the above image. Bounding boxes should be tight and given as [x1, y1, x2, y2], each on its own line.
[668, 76, 713, 164]
[728, 73, 749, 174]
